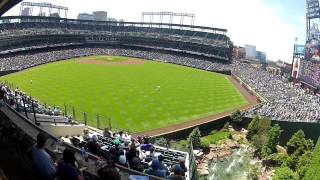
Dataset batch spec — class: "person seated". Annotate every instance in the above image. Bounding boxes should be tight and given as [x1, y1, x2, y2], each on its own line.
[140, 137, 153, 152]
[31, 133, 56, 180]
[103, 128, 113, 138]
[53, 106, 61, 116]
[145, 146, 156, 162]
[121, 132, 131, 143]
[97, 162, 121, 180]
[127, 143, 138, 166]
[109, 147, 120, 163]
[145, 160, 167, 178]
[57, 149, 83, 180]
[118, 152, 128, 167]
[168, 164, 184, 180]
[177, 157, 187, 177]
[113, 132, 121, 139]
[130, 157, 144, 172]
[132, 138, 140, 148]
[158, 154, 169, 172]
[87, 135, 101, 155]
[82, 129, 90, 142]
[67, 116, 74, 124]
[45, 107, 53, 116]
[122, 141, 130, 151]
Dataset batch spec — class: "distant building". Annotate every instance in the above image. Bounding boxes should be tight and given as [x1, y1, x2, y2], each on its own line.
[50, 13, 60, 18]
[233, 46, 246, 60]
[256, 51, 267, 64]
[245, 44, 256, 59]
[93, 11, 108, 21]
[21, 7, 31, 16]
[77, 13, 94, 21]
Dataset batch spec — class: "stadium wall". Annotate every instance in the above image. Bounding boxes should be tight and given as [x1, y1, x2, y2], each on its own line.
[0, 70, 19, 76]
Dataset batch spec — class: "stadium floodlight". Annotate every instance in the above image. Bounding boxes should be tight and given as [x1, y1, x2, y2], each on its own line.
[141, 11, 195, 28]
[306, 0, 320, 40]
[19, 2, 68, 18]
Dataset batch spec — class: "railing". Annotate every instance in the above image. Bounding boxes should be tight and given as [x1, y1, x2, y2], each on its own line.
[188, 141, 199, 180]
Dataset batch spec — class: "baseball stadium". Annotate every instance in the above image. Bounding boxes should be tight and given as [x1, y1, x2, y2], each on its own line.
[0, 0, 320, 180]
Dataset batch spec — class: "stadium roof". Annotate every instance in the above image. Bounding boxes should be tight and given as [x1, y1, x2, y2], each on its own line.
[0, 0, 22, 16]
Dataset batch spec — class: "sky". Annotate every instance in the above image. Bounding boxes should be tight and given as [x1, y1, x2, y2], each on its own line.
[4, 0, 308, 63]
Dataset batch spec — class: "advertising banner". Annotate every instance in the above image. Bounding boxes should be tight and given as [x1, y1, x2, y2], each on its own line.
[294, 45, 306, 55]
[291, 57, 301, 79]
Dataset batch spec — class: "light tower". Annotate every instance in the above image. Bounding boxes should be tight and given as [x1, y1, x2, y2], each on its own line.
[306, 0, 320, 41]
[19, 2, 68, 18]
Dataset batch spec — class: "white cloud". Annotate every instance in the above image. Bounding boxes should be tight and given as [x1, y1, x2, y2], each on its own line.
[5, 0, 301, 62]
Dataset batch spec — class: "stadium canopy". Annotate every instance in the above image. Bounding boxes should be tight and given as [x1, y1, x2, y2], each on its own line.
[0, 0, 22, 16]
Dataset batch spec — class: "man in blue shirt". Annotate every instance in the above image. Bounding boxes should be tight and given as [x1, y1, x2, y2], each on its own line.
[31, 133, 56, 179]
[145, 160, 167, 178]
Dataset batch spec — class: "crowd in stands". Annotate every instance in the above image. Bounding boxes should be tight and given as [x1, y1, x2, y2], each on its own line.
[0, 85, 66, 120]
[31, 127, 188, 179]
[232, 61, 320, 122]
[31, 133, 92, 180]
[0, 47, 231, 72]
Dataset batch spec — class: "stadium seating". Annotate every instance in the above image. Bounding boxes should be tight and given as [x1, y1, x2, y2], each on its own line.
[0, 16, 231, 61]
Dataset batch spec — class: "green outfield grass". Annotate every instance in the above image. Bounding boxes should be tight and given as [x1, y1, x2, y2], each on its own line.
[0, 56, 248, 133]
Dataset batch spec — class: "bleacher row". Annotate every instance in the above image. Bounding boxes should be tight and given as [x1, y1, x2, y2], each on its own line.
[68, 133, 187, 171]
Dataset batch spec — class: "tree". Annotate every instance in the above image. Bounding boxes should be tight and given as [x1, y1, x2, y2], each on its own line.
[273, 166, 299, 180]
[257, 118, 271, 134]
[264, 152, 289, 167]
[286, 130, 314, 170]
[296, 151, 312, 179]
[287, 130, 314, 156]
[304, 139, 320, 180]
[252, 134, 268, 156]
[188, 127, 202, 149]
[247, 116, 260, 140]
[262, 124, 283, 157]
[230, 110, 243, 126]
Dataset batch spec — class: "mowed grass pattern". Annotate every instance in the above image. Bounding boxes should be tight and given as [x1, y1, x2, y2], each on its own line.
[1, 56, 248, 132]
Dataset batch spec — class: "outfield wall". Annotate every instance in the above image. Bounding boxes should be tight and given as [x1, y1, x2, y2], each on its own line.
[0, 70, 19, 76]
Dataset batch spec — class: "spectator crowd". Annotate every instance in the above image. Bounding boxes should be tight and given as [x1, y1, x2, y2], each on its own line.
[0, 47, 231, 72]
[232, 61, 320, 122]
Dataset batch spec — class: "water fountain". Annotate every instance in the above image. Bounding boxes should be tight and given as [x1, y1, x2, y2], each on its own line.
[208, 147, 260, 180]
